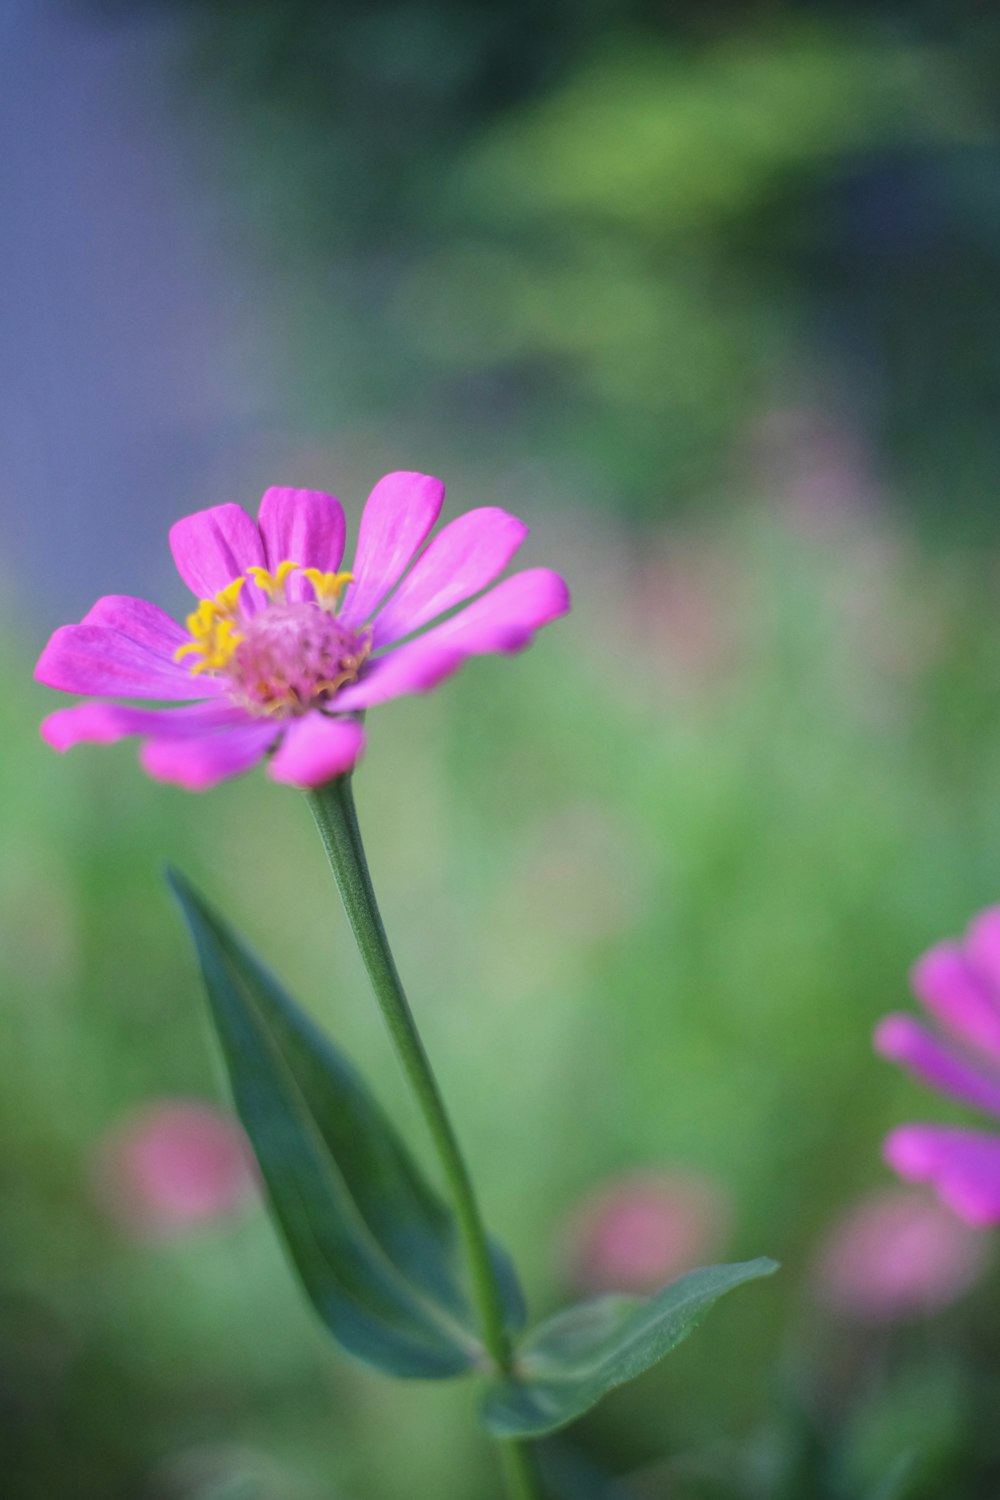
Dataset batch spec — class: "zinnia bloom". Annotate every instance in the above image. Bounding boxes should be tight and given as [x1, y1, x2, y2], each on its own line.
[875, 905, 1000, 1225]
[92, 1099, 255, 1237]
[812, 1186, 989, 1322]
[36, 473, 570, 789]
[559, 1170, 732, 1295]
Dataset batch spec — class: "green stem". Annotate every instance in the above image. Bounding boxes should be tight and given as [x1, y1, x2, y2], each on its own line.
[306, 776, 542, 1500]
[499, 1440, 543, 1500]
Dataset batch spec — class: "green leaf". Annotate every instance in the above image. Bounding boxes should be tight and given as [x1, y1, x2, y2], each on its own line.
[480, 1258, 778, 1437]
[169, 868, 522, 1379]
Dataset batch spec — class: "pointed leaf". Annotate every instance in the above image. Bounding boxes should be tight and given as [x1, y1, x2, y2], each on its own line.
[480, 1258, 778, 1437]
[170, 869, 521, 1378]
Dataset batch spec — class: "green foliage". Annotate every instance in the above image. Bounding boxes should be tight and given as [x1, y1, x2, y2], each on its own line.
[168, 3, 1000, 515]
[394, 23, 983, 504]
[450, 31, 971, 235]
[12, 502, 1000, 1494]
[169, 869, 519, 1379]
[481, 1260, 777, 1437]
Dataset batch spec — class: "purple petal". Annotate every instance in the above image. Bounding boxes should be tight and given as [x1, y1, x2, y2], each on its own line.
[267, 713, 366, 788]
[336, 567, 570, 711]
[964, 906, 1000, 992]
[82, 595, 190, 655]
[874, 1013, 1000, 1118]
[884, 1124, 1000, 1226]
[36, 594, 204, 700]
[42, 700, 251, 751]
[338, 472, 444, 628]
[257, 487, 347, 603]
[140, 721, 276, 791]
[911, 943, 1000, 1068]
[169, 504, 265, 601]
[35, 623, 218, 700]
[371, 506, 529, 648]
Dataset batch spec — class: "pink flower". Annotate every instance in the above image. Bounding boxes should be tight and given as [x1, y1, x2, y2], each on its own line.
[558, 1170, 733, 1295]
[92, 1100, 256, 1237]
[813, 1186, 989, 1323]
[875, 905, 1000, 1225]
[36, 474, 570, 790]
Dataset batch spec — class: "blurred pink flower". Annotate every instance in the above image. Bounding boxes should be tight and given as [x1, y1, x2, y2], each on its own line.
[93, 1100, 256, 1237]
[875, 904, 1000, 1225]
[814, 1186, 989, 1323]
[559, 1170, 732, 1295]
[37, 474, 569, 790]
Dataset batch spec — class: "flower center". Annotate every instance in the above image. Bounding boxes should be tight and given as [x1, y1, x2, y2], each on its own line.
[175, 563, 370, 716]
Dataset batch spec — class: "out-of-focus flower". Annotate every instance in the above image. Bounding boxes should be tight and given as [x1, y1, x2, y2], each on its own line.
[37, 474, 569, 790]
[92, 1100, 256, 1236]
[813, 1186, 989, 1323]
[875, 905, 1000, 1225]
[559, 1170, 732, 1295]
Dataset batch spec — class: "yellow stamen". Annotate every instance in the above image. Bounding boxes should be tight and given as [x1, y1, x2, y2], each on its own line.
[175, 577, 246, 672]
[302, 568, 353, 610]
[174, 559, 358, 681]
[184, 600, 215, 638]
[246, 561, 298, 601]
[214, 577, 245, 615]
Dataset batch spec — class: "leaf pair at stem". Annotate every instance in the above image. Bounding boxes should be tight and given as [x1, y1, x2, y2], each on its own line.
[171, 856, 776, 1446]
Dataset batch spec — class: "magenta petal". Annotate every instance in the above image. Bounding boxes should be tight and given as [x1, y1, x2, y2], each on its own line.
[140, 721, 276, 790]
[82, 595, 190, 657]
[874, 1013, 1000, 1118]
[169, 504, 265, 601]
[267, 713, 366, 788]
[35, 593, 208, 700]
[35, 623, 217, 700]
[257, 487, 347, 603]
[964, 906, 1000, 992]
[372, 506, 530, 647]
[42, 700, 249, 751]
[338, 472, 444, 628]
[911, 943, 1000, 1068]
[885, 1124, 1000, 1225]
[336, 567, 571, 711]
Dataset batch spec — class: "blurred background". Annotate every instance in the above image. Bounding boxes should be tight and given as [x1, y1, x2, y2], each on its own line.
[7, 0, 1000, 1495]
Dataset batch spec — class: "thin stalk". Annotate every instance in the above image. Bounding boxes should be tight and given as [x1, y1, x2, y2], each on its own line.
[499, 1440, 543, 1500]
[306, 776, 541, 1500]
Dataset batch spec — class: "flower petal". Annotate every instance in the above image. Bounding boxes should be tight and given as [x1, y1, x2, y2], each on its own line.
[911, 943, 1000, 1068]
[964, 906, 1000, 992]
[257, 487, 347, 603]
[338, 472, 444, 628]
[35, 623, 216, 700]
[42, 699, 250, 751]
[371, 507, 530, 648]
[874, 1013, 1000, 1118]
[884, 1124, 1000, 1226]
[140, 721, 276, 791]
[267, 713, 366, 788]
[336, 567, 571, 711]
[82, 595, 190, 656]
[169, 504, 265, 601]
